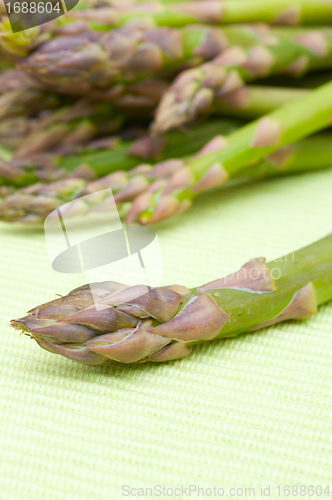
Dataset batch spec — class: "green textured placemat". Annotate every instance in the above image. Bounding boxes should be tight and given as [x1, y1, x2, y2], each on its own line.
[1, 169, 332, 500]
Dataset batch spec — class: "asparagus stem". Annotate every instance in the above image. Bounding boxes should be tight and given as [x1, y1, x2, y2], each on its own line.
[212, 85, 310, 119]
[88, 0, 332, 27]
[237, 133, 332, 180]
[153, 28, 332, 133]
[215, 0, 332, 25]
[10, 233, 332, 365]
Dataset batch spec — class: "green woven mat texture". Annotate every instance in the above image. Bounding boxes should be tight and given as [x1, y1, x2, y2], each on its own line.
[1, 169, 332, 500]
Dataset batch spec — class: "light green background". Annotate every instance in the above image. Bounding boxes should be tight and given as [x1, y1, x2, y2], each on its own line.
[0, 169, 332, 500]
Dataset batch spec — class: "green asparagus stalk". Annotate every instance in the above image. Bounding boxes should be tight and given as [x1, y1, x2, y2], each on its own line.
[0, 118, 240, 188]
[232, 132, 332, 180]
[153, 28, 332, 133]
[18, 23, 276, 93]
[9, 233, 332, 366]
[212, 85, 310, 119]
[131, 80, 332, 224]
[70, 0, 332, 27]
[1, 130, 332, 223]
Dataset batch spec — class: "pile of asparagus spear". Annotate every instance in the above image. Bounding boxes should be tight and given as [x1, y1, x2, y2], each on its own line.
[2, 0, 332, 224]
[2, 0, 332, 365]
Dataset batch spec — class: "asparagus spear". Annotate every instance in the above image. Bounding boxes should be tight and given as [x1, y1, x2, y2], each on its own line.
[0, 87, 140, 157]
[0, 69, 64, 121]
[0, 67, 165, 124]
[0, 87, 63, 121]
[10, 233, 332, 365]
[0, 69, 39, 94]
[0, 116, 35, 150]
[212, 85, 310, 119]
[12, 99, 127, 159]
[0, 118, 240, 188]
[69, 0, 332, 27]
[153, 28, 332, 133]
[18, 23, 276, 93]
[131, 80, 332, 224]
[1, 130, 332, 223]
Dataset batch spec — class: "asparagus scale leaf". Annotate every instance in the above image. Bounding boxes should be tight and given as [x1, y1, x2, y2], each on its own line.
[10, 233, 332, 366]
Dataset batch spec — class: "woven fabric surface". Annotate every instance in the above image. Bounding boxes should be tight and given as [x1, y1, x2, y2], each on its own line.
[0, 169, 332, 500]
